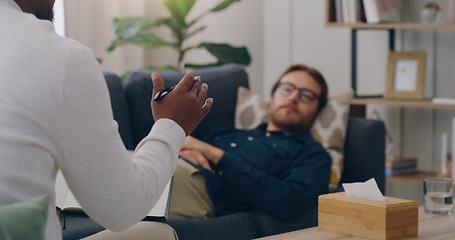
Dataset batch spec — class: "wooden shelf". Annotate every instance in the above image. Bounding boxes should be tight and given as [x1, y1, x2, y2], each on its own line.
[326, 22, 455, 30]
[325, 0, 455, 30]
[386, 171, 436, 185]
[351, 98, 455, 110]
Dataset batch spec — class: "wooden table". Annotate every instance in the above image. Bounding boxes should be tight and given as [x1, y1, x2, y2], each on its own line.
[257, 206, 455, 239]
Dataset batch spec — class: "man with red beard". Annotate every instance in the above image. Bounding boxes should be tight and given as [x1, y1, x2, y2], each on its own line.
[170, 64, 331, 221]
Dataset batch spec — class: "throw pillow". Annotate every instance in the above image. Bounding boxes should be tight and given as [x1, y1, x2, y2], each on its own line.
[234, 86, 353, 192]
[235, 87, 271, 130]
[0, 219, 11, 240]
[0, 195, 49, 240]
[310, 90, 353, 191]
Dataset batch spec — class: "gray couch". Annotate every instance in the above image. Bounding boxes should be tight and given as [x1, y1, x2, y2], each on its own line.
[61, 64, 385, 240]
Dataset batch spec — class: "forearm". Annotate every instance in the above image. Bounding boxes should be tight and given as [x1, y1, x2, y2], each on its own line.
[59, 47, 186, 231]
[213, 152, 330, 220]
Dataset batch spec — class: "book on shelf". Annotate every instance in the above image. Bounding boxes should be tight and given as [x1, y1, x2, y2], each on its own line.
[356, 0, 367, 22]
[385, 157, 417, 177]
[342, 0, 357, 24]
[335, 0, 343, 23]
[362, 0, 400, 24]
[332, 0, 367, 23]
[56, 173, 173, 222]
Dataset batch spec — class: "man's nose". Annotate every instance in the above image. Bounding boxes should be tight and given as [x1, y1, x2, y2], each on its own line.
[288, 90, 300, 102]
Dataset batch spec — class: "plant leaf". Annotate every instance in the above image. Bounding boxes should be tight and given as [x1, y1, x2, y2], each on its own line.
[185, 25, 206, 39]
[112, 17, 167, 38]
[209, 0, 241, 12]
[108, 33, 178, 51]
[161, 18, 182, 35]
[140, 65, 177, 71]
[184, 63, 222, 69]
[162, 0, 197, 27]
[188, 0, 240, 26]
[199, 43, 251, 66]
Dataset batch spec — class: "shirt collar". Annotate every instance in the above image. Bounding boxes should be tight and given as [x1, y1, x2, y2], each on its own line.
[254, 123, 310, 142]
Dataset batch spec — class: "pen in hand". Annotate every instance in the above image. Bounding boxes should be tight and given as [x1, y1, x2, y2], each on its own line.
[153, 76, 201, 102]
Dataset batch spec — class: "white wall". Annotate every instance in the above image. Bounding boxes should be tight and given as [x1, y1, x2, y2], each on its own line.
[65, 0, 148, 77]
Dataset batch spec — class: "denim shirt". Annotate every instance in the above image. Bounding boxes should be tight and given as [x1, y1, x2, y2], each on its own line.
[199, 124, 331, 221]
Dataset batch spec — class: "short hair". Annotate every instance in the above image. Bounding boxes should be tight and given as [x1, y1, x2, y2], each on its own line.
[271, 64, 328, 112]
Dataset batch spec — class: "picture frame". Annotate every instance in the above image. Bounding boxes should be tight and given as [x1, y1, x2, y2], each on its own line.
[384, 51, 426, 100]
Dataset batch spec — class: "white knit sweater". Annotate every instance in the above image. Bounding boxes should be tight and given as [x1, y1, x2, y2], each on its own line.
[0, 1, 185, 239]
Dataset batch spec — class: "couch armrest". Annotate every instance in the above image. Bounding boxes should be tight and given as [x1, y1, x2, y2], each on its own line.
[341, 117, 386, 193]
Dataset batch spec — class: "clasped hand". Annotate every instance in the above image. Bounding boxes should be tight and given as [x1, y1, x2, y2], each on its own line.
[179, 136, 224, 173]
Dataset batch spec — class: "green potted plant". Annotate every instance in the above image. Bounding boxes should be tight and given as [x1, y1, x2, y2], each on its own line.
[108, 0, 251, 73]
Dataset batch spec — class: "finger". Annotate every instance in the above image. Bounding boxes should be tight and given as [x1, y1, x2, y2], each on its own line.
[197, 83, 208, 102]
[191, 77, 201, 92]
[151, 73, 164, 98]
[196, 153, 214, 173]
[200, 98, 213, 118]
[175, 70, 195, 92]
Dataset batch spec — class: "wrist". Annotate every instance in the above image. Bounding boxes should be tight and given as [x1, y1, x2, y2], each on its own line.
[197, 142, 223, 165]
[207, 148, 224, 165]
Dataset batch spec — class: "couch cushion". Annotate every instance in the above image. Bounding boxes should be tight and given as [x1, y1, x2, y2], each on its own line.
[103, 71, 135, 150]
[0, 195, 48, 240]
[124, 64, 249, 145]
[250, 206, 318, 238]
[0, 219, 11, 240]
[167, 212, 257, 240]
[234, 87, 353, 191]
[310, 90, 353, 191]
[60, 213, 105, 240]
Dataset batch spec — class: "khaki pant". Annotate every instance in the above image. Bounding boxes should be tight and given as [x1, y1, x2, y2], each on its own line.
[169, 159, 215, 218]
[82, 221, 178, 240]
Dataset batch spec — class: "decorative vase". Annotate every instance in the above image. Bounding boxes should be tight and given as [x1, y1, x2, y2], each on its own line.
[421, 3, 442, 24]
[446, 0, 455, 23]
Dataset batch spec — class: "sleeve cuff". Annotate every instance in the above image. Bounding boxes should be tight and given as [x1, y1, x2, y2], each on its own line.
[135, 118, 186, 153]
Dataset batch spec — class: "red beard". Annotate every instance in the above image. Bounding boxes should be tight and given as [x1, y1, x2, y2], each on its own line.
[270, 104, 307, 132]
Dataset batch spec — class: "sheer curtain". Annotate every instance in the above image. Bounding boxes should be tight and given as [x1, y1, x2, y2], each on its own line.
[53, 0, 65, 36]
[63, 0, 152, 76]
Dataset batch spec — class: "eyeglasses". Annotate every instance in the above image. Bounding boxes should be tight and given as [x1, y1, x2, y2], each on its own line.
[276, 82, 320, 102]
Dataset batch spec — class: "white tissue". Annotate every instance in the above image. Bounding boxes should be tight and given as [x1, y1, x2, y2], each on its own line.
[342, 178, 386, 202]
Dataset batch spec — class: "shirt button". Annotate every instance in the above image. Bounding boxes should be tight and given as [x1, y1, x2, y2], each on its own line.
[247, 136, 254, 141]
[219, 171, 224, 176]
[215, 136, 220, 140]
[265, 132, 271, 137]
[230, 142, 237, 148]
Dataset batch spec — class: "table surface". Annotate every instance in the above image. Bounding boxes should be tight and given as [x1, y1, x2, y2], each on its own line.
[257, 206, 455, 240]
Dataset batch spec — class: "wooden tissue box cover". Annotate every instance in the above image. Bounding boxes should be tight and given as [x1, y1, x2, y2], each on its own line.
[318, 192, 418, 240]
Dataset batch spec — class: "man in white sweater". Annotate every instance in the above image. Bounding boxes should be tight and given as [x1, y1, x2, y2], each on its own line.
[0, 0, 213, 239]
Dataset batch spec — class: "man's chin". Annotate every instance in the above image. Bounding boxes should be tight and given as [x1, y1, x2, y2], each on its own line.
[271, 118, 307, 132]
